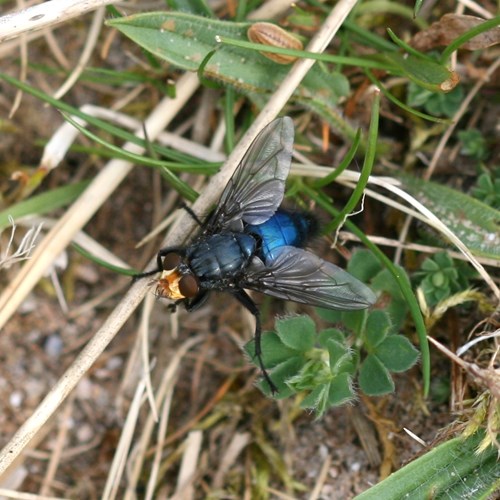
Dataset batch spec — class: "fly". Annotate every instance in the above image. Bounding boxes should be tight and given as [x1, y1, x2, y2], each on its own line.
[136, 117, 376, 393]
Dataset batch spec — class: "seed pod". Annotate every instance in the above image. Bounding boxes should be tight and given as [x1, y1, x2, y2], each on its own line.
[247, 22, 303, 65]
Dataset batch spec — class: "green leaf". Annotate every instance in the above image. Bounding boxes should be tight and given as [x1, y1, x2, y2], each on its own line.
[313, 129, 362, 187]
[318, 328, 345, 347]
[364, 310, 391, 350]
[369, 267, 409, 333]
[356, 430, 500, 499]
[472, 170, 500, 209]
[299, 372, 355, 416]
[326, 338, 350, 373]
[275, 316, 315, 352]
[367, 70, 449, 123]
[259, 357, 303, 399]
[244, 332, 297, 369]
[371, 266, 407, 302]
[341, 310, 369, 335]
[384, 52, 458, 93]
[431, 271, 446, 288]
[422, 258, 440, 272]
[325, 89, 379, 235]
[347, 249, 382, 282]
[106, 12, 349, 107]
[434, 252, 453, 268]
[328, 372, 355, 407]
[300, 384, 327, 411]
[359, 354, 395, 396]
[337, 221, 429, 397]
[167, 0, 214, 17]
[315, 307, 343, 323]
[398, 173, 500, 259]
[457, 128, 489, 160]
[407, 82, 464, 118]
[376, 335, 419, 372]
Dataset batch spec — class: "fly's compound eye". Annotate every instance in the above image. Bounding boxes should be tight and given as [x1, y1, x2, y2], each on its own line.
[162, 252, 182, 271]
[179, 274, 199, 298]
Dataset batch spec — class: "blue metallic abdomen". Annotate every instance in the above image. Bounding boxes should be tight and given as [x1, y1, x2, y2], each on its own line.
[246, 209, 316, 262]
[187, 233, 256, 283]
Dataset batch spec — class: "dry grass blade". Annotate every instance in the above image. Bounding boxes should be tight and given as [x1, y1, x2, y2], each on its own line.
[378, 179, 500, 302]
[0, 488, 67, 499]
[172, 430, 203, 500]
[212, 432, 251, 489]
[0, 218, 42, 269]
[145, 385, 174, 500]
[0, 72, 199, 331]
[0, 72, 200, 475]
[0, 0, 117, 43]
[39, 394, 75, 496]
[103, 379, 147, 500]
[338, 232, 500, 269]
[52, 7, 106, 99]
[113, 2, 360, 495]
[309, 453, 332, 500]
[123, 336, 205, 495]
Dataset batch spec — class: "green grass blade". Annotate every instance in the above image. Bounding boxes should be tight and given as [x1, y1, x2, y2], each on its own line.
[0, 72, 213, 167]
[365, 70, 450, 123]
[72, 242, 138, 276]
[62, 114, 198, 201]
[0, 181, 90, 229]
[356, 430, 500, 499]
[312, 129, 362, 188]
[324, 91, 379, 234]
[440, 16, 500, 63]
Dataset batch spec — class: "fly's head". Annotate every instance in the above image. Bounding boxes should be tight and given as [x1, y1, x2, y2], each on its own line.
[156, 252, 200, 301]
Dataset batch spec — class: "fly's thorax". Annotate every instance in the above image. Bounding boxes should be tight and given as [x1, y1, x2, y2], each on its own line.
[186, 232, 257, 282]
[156, 252, 200, 300]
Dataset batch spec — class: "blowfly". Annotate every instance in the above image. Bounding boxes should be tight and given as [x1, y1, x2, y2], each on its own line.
[137, 117, 376, 392]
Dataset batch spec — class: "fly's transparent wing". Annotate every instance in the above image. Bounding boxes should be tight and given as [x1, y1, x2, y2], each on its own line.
[205, 117, 294, 233]
[243, 247, 376, 310]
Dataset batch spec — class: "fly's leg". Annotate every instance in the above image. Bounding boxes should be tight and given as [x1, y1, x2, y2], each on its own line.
[233, 290, 278, 394]
[133, 246, 185, 281]
[183, 292, 219, 333]
[180, 202, 204, 227]
[167, 291, 208, 313]
[166, 298, 184, 313]
[183, 291, 209, 312]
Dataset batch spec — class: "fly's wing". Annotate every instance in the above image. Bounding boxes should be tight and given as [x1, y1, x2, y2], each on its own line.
[205, 117, 294, 234]
[242, 247, 376, 310]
